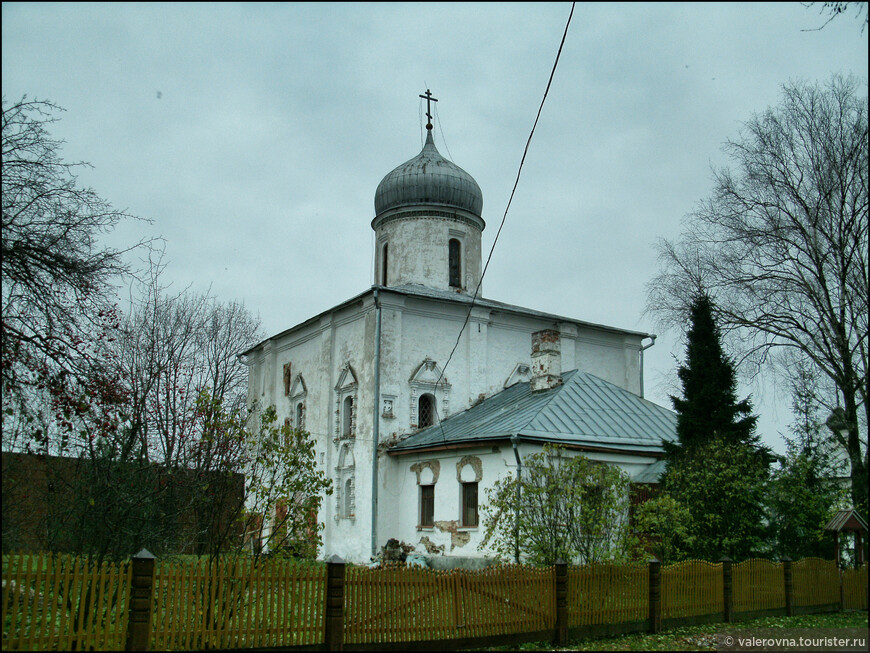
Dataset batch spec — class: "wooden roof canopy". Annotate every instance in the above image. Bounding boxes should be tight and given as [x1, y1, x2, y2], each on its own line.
[824, 509, 867, 567]
[824, 509, 868, 533]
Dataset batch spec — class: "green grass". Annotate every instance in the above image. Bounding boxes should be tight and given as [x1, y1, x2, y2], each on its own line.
[469, 611, 869, 651]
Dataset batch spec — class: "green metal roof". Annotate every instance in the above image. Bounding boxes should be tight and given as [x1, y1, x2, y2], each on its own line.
[632, 459, 668, 484]
[389, 369, 677, 455]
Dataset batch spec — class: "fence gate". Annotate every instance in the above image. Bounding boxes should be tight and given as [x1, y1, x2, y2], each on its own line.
[343, 564, 554, 645]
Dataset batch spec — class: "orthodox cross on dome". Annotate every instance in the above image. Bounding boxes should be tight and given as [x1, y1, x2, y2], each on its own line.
[419, 89, 438, 130]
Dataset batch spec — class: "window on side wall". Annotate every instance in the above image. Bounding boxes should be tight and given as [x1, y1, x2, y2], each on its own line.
[344, 478, 354, 518]
[420, 484, 434, 527]
[342, 395, 354, 437]
[461, 481, 478, 527]
[295, 402, 304, 430]
[448, 238, 461, 288]
[418, 393, 436, 428]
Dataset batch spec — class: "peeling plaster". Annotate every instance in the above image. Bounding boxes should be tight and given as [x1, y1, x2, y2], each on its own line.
[419, 536, 445, 555]
[434, 520, 471, 550]
[456, 455, 483, 483]
[410, 460, 441, 485]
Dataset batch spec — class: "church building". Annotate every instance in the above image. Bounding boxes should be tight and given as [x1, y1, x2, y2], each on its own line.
[241, 95, 677, 564]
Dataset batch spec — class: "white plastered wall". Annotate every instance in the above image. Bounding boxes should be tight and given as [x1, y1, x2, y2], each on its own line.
[247, 288, 652, 563]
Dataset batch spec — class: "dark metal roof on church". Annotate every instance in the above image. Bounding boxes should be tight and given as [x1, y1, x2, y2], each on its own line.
[374, 129, 483, 217]
[239, 284, 653, 358]
[386, 284, 651, 338]
[389, 369, 677, 454]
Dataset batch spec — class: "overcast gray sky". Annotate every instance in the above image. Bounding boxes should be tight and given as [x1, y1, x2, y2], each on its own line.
[3, 2, 867, 453]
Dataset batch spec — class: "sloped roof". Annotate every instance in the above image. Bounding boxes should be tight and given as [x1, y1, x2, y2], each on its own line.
[632, 459, 668, 484]
[389, 369, 677, 455]
[824, 509, 869, 533]
[387, 284, 650, 338]
[240, 284, 651, 358]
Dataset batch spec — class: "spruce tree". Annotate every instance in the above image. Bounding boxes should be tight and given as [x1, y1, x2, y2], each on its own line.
[666, 293, 759, 455]
[657, 293, 771, 560]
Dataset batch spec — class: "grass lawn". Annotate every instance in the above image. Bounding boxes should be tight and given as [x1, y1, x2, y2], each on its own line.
[468, 611, 868, 651]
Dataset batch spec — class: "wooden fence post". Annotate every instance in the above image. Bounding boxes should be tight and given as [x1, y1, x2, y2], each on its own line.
[782, 557, 793, 616]
[324, 555, 346, 651]
[839, 563, 846, 612]
[721, 556, 733, 623]
[125, 548, 156, 652]
[648, 557, 661, 634]
[554, 559, 568, 645]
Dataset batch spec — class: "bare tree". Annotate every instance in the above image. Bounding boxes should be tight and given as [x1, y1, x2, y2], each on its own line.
[1, 96, 269, 557]
[647, 74, 868, 515]
[802, 2, 868, 32]
[107, 273, 263, 554]
[1, 97, 151, 452]
[116, 270, 262, 467]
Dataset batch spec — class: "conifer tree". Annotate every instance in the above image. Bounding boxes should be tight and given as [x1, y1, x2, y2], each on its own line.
[666, 293, 759, 456]
[654, 293, 771, 560]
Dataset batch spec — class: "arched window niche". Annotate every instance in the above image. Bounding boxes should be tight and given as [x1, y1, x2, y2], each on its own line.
[288, 373, 307, 430]
[457, 456, 483, 528]
[410, 460, 440, 529]
[334, 363, 358, 440]
[337, 444, 355, 520]
[409, 358, 451, 430]
[342, 396, 354, 437]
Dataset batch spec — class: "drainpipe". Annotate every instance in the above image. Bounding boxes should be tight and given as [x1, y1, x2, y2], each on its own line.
[640, 335, 656, 398]
[371, 288, 383, 558]
[511, 434, 522, 564]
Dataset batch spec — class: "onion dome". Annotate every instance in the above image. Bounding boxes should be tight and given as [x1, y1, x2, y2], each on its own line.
[374, 130, 483, 218]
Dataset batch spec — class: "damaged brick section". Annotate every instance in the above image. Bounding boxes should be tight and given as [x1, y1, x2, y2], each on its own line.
[434, 520, 471, 550]
[456, 455, 482, 483]
[419, 536, 445, 554]
[410, 460, 441, 485]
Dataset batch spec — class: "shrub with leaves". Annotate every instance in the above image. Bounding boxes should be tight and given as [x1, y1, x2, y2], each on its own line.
[662, 438, 769, 561]
[632, 493, 695, 563]
[243, 402, 333, 560]
[482, 444, 636, 565]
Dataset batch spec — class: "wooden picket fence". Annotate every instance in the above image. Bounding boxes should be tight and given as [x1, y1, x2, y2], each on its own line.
[793, 557, 840, 607]
[1, 552, 131, 651]
[150, 557, 325, 650]
[344, 563, 553, 644]
[733, 558, 786, 613]
[568, 562, 647, 626]
[661, 559, 722, 619]
[843, 564, 868, 610]
[2, 553, 867, 651]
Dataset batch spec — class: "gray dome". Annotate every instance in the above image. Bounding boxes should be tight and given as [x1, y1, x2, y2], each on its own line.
[375, 130, 483, 217]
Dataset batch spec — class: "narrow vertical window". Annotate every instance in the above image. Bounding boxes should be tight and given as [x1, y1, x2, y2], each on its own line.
[461, 482, 478, 527]
[420, 485, 434, 527]
[342, 395, 354, 437]
[448, 238, 461, 288]
[283, 417, 292, 448]
[381, 242, 389, 286]
[337, 445, 355, 519]
[418, 393, 436, 428]
[344, 478, 354, 517]
[295, 402, 304, 429]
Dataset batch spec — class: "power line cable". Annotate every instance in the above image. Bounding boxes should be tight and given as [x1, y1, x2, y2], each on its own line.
[434, 101, 455, 162]
[430, 2, 575, 442]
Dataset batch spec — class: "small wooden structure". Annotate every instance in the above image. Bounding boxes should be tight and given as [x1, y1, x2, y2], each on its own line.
[824, 509, 868, 567]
